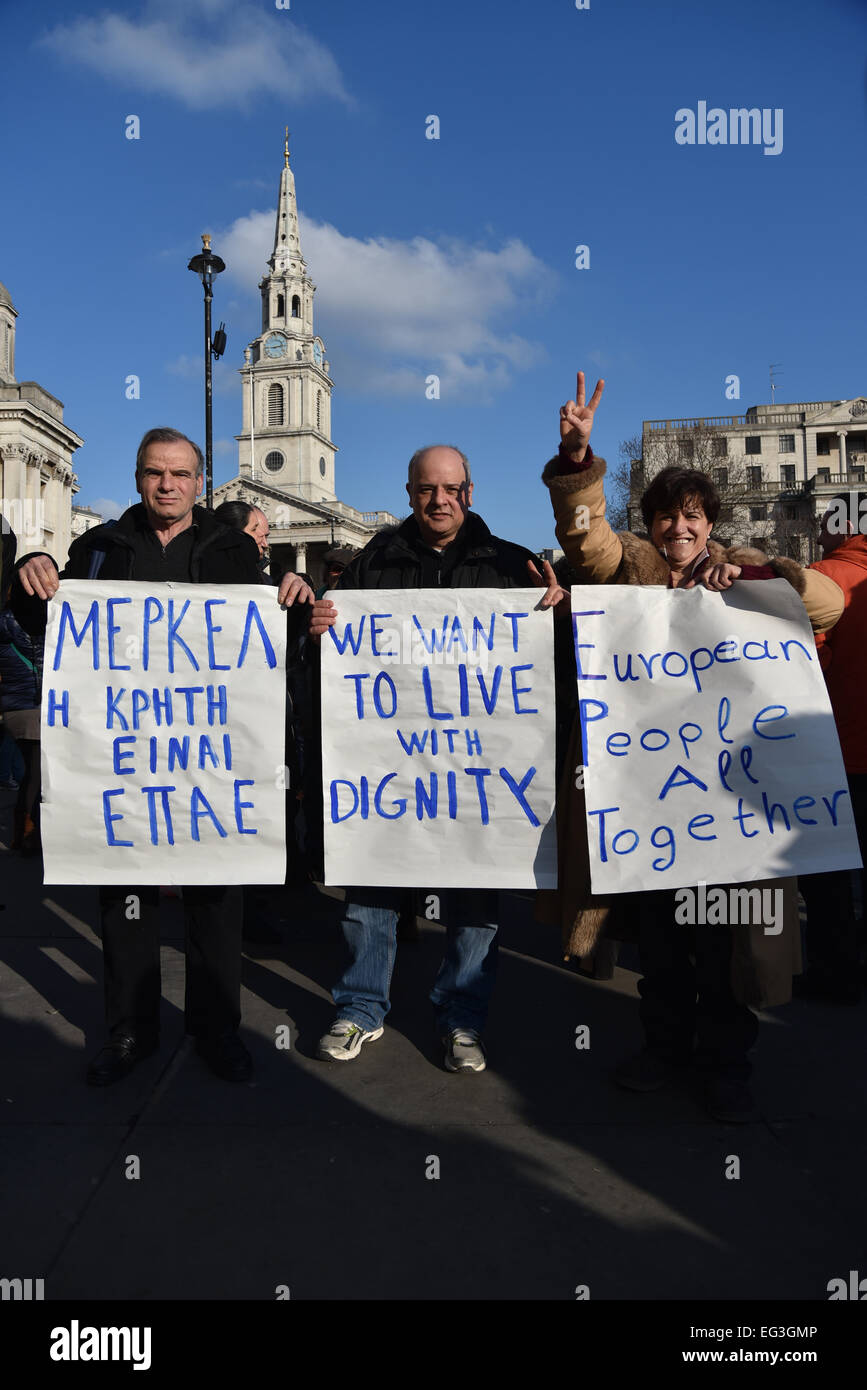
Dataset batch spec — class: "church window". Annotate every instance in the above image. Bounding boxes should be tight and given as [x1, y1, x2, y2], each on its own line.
[319, 457, 326, 477]
[316, 391, 322, 430]
[276, 294, 285, 317]
[264, 451, 284, 473]
[291, 295, 301, 318]
[268, 383, 284, 427]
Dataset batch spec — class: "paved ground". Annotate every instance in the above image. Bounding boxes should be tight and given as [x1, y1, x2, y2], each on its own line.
[1, 784, 865, 1302]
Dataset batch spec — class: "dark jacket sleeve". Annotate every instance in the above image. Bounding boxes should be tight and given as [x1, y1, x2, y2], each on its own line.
[1, 517, 17, 597]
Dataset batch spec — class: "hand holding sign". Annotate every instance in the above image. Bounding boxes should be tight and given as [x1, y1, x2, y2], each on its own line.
[310, 597, 337, 640]
[17, 554, 60, 600]
[277, 570, 315, 608]
[527, 558, 569, 616]
[685, 563, 743, 591]
[559, 371, 605, 464]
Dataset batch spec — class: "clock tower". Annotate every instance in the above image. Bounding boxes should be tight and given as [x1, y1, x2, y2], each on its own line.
[236, 131, 336, 502]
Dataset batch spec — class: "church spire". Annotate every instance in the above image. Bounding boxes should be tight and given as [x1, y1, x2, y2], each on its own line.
[269, 127, 303, 276]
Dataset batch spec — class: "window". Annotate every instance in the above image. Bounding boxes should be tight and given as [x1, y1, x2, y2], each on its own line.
[264, 451, 284, 473]
[817, 434, 832, 455]
[717, 505, 733, 523]
[276, 294, 284, 317]
[713, 467, 728, 488]
[750, 535, 766, 551]
[679, 438, 694, 460]
[781, 465, 796, 485]
[816, 468, 831, 482]
[319, 457, 326, 477]
[747, 465, 762, 488]
[853, 467, 866, 482]
[712, 437, 728, 457]
[267, 383, 284, 427]
[783, 504, 798, 520]
[291, 295, 301, 318]
[778, 434, 795, 453]
[316, 391, 322, 431]
[749, 505, 765, 521]
[745, 436, 762, 455]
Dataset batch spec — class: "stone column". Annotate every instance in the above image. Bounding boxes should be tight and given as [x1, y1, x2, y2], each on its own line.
[838, 430, 848, 474]
[1, 445, 29, 546]
[294, 543, 307, 574]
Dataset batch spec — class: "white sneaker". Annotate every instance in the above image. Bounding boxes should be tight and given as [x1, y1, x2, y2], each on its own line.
[443, 1028, 486, 1073]
[316, 1019, 384, 1062]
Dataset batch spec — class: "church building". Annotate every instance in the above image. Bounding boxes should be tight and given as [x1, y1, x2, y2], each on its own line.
[213, 134, 398, 583]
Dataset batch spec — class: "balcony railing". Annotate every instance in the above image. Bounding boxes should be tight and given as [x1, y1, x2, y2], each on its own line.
[645, 416, 745, 431]
[645, 403, 836, 433]
[813, 471, 866, 486]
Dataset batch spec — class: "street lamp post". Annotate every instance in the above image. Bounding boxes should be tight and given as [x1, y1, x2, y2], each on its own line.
[187, 233, 226, 509]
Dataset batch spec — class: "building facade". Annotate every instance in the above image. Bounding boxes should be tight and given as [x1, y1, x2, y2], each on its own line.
[0, 281, 83, 565]
[214, 135, 398, 584]
[71, 505, 103, 539]
[628, 397, 867, 562]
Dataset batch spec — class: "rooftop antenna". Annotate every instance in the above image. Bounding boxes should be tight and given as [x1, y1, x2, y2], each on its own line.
[769, 363, 783, 405]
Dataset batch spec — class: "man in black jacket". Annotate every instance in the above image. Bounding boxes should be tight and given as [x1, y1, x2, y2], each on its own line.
[311, 444, 562, 1073]
[15, 427, 312, 1085]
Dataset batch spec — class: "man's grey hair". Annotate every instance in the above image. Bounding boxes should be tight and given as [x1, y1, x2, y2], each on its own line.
[407, 444, 471, 489]
[136, 427, 205, 477]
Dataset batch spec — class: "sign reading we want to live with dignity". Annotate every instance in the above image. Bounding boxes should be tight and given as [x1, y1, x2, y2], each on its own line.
[41, 581, 287, 884]
[321, 589, 558, 888]
[574, 579, 862, 893]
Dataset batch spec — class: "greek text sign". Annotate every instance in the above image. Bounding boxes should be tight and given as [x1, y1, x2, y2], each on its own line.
[574, 580, 862, 892]
[41, 581, 286, 884]
[321, 589, 557, 887]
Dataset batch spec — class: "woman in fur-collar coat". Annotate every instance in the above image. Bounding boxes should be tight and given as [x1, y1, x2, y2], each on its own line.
[537, 374, 844, 1121]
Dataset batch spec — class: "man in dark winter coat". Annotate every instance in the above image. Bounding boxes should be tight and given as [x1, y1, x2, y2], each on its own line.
[310, 443, 563, 1073]
[13, 426, 312, 1086]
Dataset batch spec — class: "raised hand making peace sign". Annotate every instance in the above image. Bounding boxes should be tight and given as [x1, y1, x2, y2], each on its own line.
[559, 370, 605, 463]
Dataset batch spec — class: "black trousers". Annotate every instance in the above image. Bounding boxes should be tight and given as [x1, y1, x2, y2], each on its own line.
[637, 889, 759, 1082]
[798, 771, 867, 981]
[99, 885, 242, 1043]
[15, 737, 41, 831]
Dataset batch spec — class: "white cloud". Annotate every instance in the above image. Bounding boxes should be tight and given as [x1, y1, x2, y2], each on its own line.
[215, 438, 234, 456]
[165, 354, 201, 379]
[165, 353, 236, 396]
[85, 497, 125, 521]
[218, 209, 554, 401]
[38, 0, 351, 110]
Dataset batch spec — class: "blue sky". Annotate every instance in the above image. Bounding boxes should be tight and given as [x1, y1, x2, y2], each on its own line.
[2, 0, 865, 549]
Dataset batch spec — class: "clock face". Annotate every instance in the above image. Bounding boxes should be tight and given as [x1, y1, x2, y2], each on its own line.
[313, 341, 323, 366]
[264, 333, 287, 359]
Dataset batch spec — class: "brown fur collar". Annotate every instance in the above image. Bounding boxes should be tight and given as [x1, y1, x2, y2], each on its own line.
[615, 531, 805, 593]
[542, 455, 607, 492]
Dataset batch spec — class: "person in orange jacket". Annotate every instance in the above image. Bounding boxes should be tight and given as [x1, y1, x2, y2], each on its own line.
[797, 491, 867, 1002]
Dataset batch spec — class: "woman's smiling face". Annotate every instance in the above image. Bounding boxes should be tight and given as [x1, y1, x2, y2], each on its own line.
[650, 496, 713, 571]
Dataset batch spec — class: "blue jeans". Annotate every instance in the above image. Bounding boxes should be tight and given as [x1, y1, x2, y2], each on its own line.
[333, 887, 498, 1034]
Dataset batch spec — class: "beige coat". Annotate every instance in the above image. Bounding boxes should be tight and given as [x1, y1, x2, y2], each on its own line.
[538, 455, 845, 1008]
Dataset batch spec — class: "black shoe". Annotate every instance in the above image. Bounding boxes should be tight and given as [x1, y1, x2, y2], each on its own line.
[614, 1049, 682, 1092]
[195, 1032, 252, 1082]
[704, 1078, 756, 1124]
[86, 1034, 158, 1087]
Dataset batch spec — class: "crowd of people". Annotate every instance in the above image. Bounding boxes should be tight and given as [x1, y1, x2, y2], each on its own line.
[0, 373, 863, 1123]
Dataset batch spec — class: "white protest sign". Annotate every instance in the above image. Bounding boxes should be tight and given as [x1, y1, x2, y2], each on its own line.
[41, 580, 286, 885]
[321, 588, 557, 888]
[574, 579, 862, 892]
